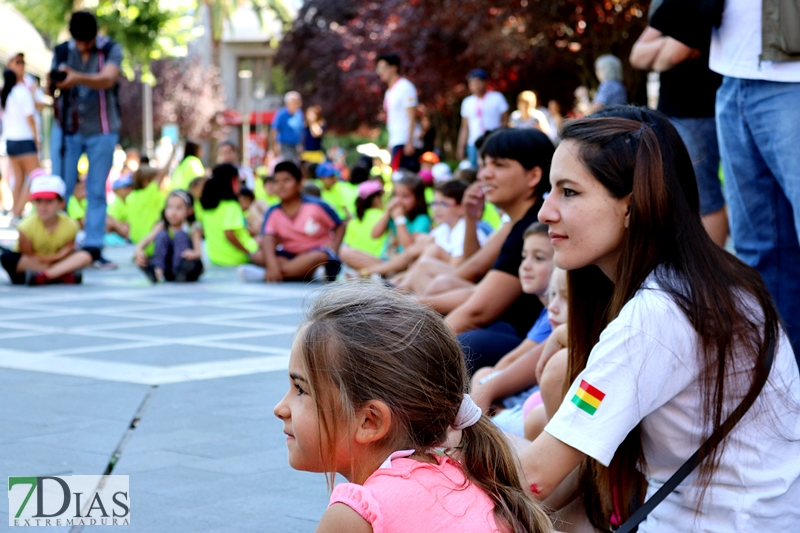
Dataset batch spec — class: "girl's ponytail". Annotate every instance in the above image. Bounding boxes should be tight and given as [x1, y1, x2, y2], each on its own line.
[460, 416, 552, 533]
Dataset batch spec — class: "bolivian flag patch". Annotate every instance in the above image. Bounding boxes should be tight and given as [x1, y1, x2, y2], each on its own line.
[571, 380, 605, 415]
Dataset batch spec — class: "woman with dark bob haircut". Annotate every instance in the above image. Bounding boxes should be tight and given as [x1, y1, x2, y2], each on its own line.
[518, 106, 800, 532]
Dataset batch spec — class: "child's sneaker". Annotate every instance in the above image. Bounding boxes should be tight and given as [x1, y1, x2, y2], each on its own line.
[91, 255, 118, 270]
[25, 271, 48, 286]
[58, 271, 83, 285]
[237, 264, 266, 282]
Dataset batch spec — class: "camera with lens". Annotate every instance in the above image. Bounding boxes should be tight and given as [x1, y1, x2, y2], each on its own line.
[48, 69, 67, 93]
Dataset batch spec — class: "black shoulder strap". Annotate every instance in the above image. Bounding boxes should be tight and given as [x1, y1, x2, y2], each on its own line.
[54, 42, 70, 66]
[616, 328, 777, 533]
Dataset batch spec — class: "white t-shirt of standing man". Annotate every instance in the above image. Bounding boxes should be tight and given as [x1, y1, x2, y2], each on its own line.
[461, 90, 509, 146]
[384, 77, 418, 149]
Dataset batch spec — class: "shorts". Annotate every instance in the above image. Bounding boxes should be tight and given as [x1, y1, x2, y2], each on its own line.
[276, 247, 338, 262]
[6, 140, 37, 157]
[300, 150, 325, 164]
[390, 145, 420, 172]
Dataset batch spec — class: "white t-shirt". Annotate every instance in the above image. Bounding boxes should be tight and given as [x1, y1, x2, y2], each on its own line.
[710, 0, 800, 82]
[430, 218, 491, 258]
[546, 273, 800, 533]
[460, 91, 509, 146]
[2, 84, 36, 141]
[384, 77, 418, 148]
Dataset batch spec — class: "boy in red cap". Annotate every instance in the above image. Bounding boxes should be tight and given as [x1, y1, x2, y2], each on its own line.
[0, 172, 92, 285]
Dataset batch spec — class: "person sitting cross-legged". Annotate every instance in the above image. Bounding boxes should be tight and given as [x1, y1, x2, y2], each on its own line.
[1, 173, 92, 285]
[239, 161, 345, 282]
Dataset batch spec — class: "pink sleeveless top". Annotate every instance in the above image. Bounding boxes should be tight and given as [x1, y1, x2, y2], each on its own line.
[329, 451, 500, 533]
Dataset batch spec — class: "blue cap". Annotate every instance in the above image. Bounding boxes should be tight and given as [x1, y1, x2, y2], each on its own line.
[316, 162, 338, 179]
[112, 174, 134, 190]
[467, 68, 488, 81]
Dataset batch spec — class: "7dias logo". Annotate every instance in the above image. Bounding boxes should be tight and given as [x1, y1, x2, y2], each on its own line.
[8, 475, 129, 527]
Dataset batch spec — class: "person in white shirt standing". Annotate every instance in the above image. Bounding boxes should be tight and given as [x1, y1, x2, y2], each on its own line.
[457, 69, 509, 168]
[712, 0, 800, 360]
[376, 53, 419, 172]
[1, 56, 40, 225]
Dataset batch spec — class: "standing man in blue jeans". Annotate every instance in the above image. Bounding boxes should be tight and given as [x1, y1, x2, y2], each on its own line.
[712, 0, 800, 360]
[49, 11, 122, 268]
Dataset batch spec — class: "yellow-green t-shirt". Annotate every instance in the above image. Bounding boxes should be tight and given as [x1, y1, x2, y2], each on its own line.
[107, 197, 127, 222]
[482, 202, 503, 230]
[16, 213, 78, 255]
[343, 208, 387, 258]
[319, 181, 357, 220]
[201, 200, 258, 266]
[171, 156, 205, 192]
[126, 181, 166, 252]
[67, 197, 87, 221]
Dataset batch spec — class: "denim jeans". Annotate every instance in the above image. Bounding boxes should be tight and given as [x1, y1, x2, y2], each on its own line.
[670, 116, 724, 216]
[716, 77, 800, 358]
[60, 130, 119, 250]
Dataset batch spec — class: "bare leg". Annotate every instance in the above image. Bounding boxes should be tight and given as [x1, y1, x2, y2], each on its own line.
[366, 247, 419, 276]
[15, 255, 51, 273]
[701, 206, 729, 247]
[399, 256, 455, 293]
[10, 154, 39, 217]
[279, 250, 329, 280]
[44, 251, 93, 279]
[422, 272, 473, 296]
[523, 404, 548, 441]
[417, 286, 475, 315]
[339, 247, 383, 271]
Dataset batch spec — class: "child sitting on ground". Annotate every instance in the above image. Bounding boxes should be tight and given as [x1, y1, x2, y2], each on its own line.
[134, 190, 203, 283]
[123, 165, 168, 258]
[0, 173, 92, 285]
[274, 284, 552, 533]
[238, 187, 267, 237]
[364, 179, 493, 279]
[67, 177, 88, 229]
[316, 162, 356, 220]
[200, 164, 259, 266]
[239, 161, 344, 282]
[473, 266, 568, 438]
[339, 173, 431, 272]
[340, 179, 387, 259]
[106, 175, 132, 240]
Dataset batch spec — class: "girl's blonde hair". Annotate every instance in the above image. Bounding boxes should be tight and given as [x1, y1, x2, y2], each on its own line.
[297, 283, 552, 533]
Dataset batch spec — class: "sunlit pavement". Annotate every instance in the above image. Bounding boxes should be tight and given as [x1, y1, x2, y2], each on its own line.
[0, 239, 329, 532]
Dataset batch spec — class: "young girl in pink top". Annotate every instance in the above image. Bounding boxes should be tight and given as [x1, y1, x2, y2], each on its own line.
[274, 284, 552, 533]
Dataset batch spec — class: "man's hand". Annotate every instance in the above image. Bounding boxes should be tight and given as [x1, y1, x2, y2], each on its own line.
[463, 182, 485, 221]
[403, 141, 415, 157]
[56, 67, 80, 90]
[457, 147, 466, 161]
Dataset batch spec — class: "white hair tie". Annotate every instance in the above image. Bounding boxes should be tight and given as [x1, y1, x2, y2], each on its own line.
[452, 394, 482, 430]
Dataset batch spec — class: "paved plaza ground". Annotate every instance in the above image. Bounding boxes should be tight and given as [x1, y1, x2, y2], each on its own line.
[0, 237, 330, 532]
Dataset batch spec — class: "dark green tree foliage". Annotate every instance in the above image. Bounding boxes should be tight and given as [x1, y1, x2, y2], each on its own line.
[277, 0, 649, 133]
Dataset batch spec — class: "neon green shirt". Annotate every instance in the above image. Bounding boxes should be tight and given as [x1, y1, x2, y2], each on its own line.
[343, 208, 387, 258]
[126, 181, 166, 254]
[201, 200, 258, 266]
[482, 202, 503, 230]
[107, 197, 127, 222]
[67, 197, 87, 221]
[171, 155, 205, 191]
[319, 181, 357, 220]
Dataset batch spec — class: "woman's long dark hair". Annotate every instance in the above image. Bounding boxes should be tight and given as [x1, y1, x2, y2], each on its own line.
[200, 163, 238, 210]
[561, 106, 781, 528]
[1, 69, 18, 110]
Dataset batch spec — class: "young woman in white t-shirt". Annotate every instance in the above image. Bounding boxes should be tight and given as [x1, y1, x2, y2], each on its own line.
[1, 66, 40, 222]
[519, 106, 800, 532]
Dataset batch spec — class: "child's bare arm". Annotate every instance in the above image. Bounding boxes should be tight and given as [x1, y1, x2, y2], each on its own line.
[134, 222, 164, 266]
[182, 226, 204, 261]
[17, 233, 35, 256]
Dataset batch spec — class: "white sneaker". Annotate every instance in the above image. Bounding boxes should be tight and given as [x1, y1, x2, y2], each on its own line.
[312, 265, 326, 282]
[237, 264, 266, 282]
